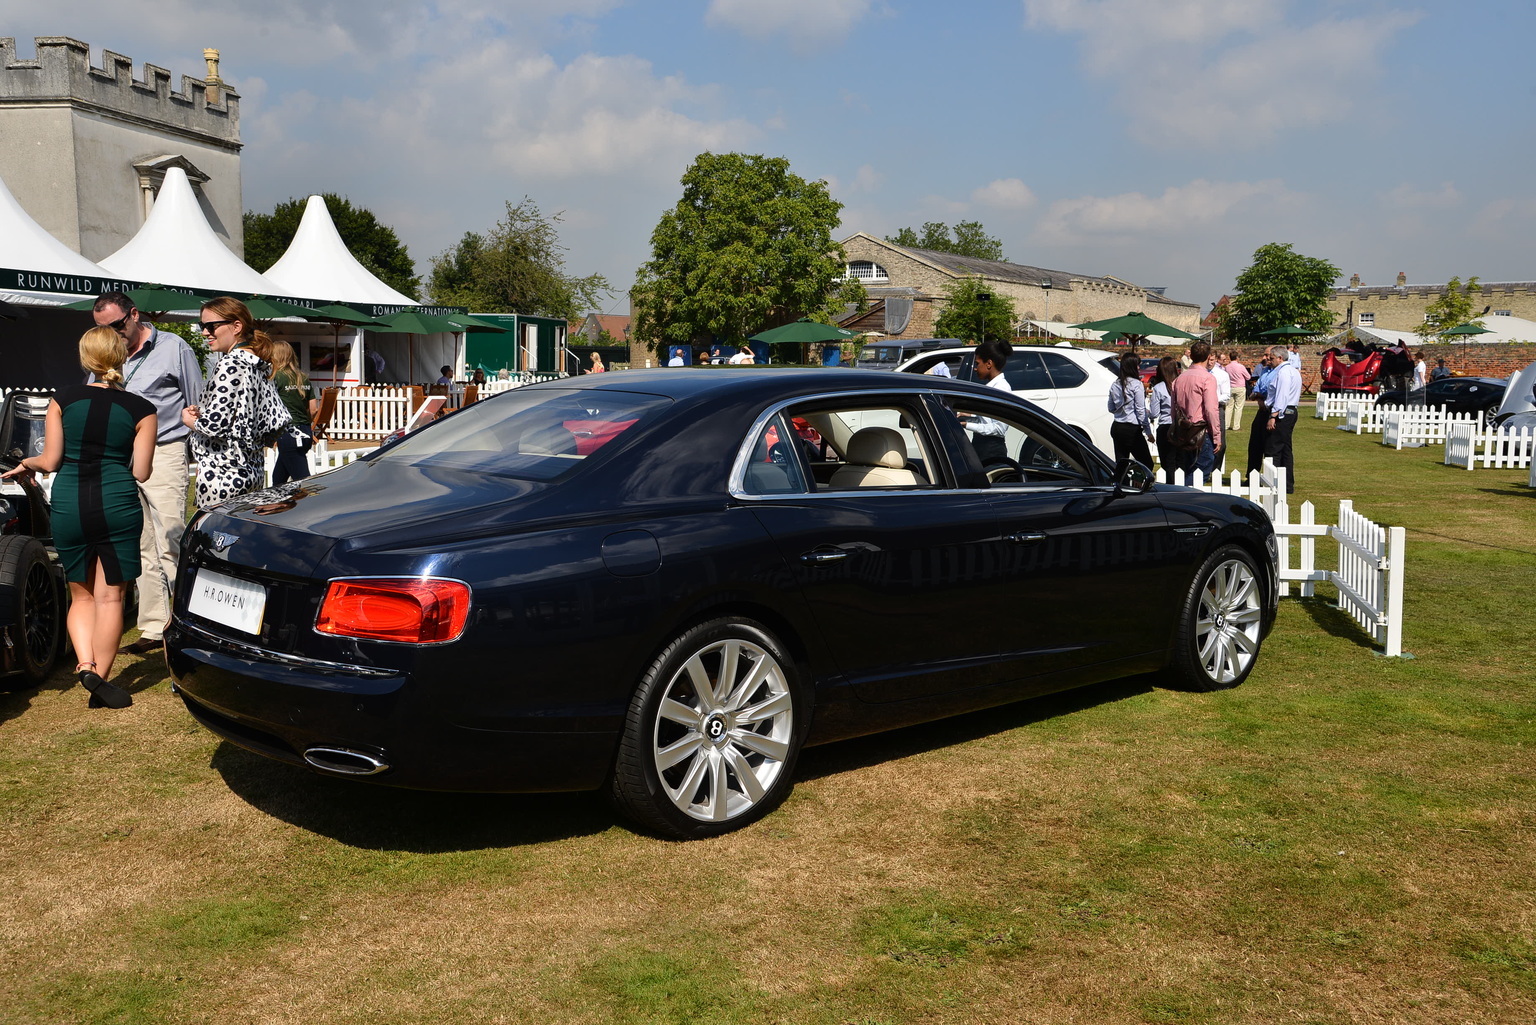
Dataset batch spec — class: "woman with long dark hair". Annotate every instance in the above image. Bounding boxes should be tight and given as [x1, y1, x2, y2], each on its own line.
[182, 296, 281, 507]
[1107, 352, 1154, 467]
[1, 327, 155, 708]
[1148, 356, 1181, 474]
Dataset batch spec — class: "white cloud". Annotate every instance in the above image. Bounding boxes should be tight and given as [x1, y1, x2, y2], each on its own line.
[706, 0, 875, 52]
[971, 177, 1036, 211]
[1036, 178, 1292, 241]
[1382, 182, 1462, 210]
[1023, 0, 1421, 148]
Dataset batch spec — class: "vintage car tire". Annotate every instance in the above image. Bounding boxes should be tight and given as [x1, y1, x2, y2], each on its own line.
[611, 617, 808, 839]
[0, 535, 63, 685]
[1168, 544, 1265, 692]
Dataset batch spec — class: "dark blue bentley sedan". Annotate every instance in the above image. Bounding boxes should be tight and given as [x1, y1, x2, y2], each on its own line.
[167, 368, 1277, 838]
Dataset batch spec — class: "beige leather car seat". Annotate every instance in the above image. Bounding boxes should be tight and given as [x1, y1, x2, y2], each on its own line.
[828, 426, 927, 488]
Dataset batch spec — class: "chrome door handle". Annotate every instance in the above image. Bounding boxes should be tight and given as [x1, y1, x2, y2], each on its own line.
[800, 549, 850, 564]
[1004, 531, 1048, 544]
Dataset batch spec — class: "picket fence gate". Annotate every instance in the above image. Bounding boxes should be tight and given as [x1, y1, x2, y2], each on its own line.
[324, 386, 414, 440]
[1264, 498, 1406, 657]
[1443, 422, 1536, 470]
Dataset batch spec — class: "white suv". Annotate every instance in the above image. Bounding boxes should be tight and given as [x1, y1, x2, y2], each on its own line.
[895, 345, 1118, 457]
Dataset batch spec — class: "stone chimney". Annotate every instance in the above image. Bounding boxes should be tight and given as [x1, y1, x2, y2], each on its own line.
[1349, 273, 1361, 288]
[1396, 271, 1407, 286]
[203, 48, 222, 104]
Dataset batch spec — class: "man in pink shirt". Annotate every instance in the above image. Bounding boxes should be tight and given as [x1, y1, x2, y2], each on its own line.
[1222, 351, 1251, 431]
[1170, 340, 1222, 475]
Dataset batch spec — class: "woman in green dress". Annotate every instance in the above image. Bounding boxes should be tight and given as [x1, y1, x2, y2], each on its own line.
[2, 327, 156, 708]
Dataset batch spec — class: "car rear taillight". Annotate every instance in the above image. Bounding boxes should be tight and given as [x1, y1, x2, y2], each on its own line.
[314, 578, 471, 644]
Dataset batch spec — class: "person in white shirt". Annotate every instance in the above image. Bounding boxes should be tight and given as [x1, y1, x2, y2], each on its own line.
[1107, 352, 1153, 467]
[1409, 352, 1427, 404]
[728, 345, 755, 365]
[958, 339, 1013, 465]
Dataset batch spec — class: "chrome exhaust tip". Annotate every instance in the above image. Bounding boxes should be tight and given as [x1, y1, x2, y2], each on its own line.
[303, 746, 389, 776]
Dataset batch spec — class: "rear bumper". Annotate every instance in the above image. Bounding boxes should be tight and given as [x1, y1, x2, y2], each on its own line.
[166, 618, 618, 793]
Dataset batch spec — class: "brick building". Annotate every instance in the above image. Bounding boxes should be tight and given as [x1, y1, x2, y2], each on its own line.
[1327, 275, 1536, 333]
[835, 232, 1202, 340]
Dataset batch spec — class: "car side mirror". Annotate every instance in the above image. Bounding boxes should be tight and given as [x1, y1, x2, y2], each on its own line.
[1113, 458, 1155, 495]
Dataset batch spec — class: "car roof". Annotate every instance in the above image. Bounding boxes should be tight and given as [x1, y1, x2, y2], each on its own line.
[517, 365, 1009, 403]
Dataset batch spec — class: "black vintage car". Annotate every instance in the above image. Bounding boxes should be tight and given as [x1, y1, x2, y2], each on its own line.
[0, 391, 66, 684]
[166, 369, 1278, 838]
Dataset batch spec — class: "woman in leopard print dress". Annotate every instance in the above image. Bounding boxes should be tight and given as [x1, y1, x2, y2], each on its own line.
[183, 297, 272, 508]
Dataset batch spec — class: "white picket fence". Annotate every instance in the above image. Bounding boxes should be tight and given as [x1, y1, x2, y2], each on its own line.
[1380, 409, 1484, 449]
[479, 371, 565, 394]
[1314, 392, 1374, 420]
[1443, 422, 1536, 470]
[324, 386, 414, 441]
[1157, 459, 1406, 657]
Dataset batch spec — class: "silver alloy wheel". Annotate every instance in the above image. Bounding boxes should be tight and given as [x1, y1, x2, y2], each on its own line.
[650, 636, 795, 823]
[1194, 556, 1264, 686]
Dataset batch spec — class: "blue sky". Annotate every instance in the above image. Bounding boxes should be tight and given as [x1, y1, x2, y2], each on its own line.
[5, 1, 1534, 316]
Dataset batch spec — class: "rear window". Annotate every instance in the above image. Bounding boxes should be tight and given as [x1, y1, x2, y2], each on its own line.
[369, 387, 671, 481]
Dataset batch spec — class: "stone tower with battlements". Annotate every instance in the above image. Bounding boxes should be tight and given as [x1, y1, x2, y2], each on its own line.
[0, 36, 243, 262]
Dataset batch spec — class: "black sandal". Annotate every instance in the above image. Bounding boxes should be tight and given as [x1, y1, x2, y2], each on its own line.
[77, 662, 132, 709]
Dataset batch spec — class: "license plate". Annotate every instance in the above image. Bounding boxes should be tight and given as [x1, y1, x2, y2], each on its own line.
[188, 568, 267, 635]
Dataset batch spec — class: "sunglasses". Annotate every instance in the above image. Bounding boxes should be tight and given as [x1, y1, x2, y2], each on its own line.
[198, 318, 238, 333]
[105, 313, 132, 332]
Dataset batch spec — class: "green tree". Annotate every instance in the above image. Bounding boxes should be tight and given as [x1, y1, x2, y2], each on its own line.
[428, 199, 610, 319]
[244, 194, 420, 300]
[632, 152, 847, 350]
[933, 278, 1017, 343]
[1415, 276, 1482, 341]
[886, 220, 1006, 261]
[1226, 242, 1341, 342]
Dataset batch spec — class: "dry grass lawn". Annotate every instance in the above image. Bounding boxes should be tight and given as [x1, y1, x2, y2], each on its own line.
[1, 413, 1533, 1024]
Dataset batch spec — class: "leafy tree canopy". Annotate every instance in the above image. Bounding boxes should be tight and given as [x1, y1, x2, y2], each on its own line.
[427, 198, 611, 320]
[632, 152, 847, 350]
[933, 278, 1018, 344]
[887, 220, 1006, 262]
[1415, 276, 1482, 341]
[244, 193, 420, 300]
[1225, 242, 1341, 342]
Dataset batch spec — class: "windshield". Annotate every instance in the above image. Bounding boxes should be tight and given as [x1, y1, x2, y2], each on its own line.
[370, 387, 672, 481]
[858, 345, 901, 365]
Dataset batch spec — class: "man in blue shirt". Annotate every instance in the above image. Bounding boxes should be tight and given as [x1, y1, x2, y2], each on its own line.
[1263, 345, 1303, 494]
[1245, 351, 1278, 476]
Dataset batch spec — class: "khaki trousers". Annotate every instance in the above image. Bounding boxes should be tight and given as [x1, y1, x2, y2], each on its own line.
[136, 440, 189, 641]
[1226, 391, 1246, 431]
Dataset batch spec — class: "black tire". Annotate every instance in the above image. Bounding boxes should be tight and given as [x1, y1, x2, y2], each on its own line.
[1167, 544, 1265, 692]
[0, 535, 64, 685]
[611, 617, 808, 839]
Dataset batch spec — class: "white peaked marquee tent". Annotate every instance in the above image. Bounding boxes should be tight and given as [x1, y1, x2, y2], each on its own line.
[98, 167, 279, 295]
[264, 194, 454, 386]
[263, 195, 417, 306]
[0, 171, 111, 303]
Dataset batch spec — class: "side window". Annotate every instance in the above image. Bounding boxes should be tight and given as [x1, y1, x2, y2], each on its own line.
[1003, 350, 1052, 391]
[785, 403, 939, 490]
[948, 400, 1093, 485]
[740, 413, 810, 495]
[1040, 352, 1088, 389]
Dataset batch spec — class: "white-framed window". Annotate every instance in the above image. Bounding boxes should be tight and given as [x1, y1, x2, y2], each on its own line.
[845, 260, 889, 283]
[1358, 312, 1375, 327]
[1494, 309, 1512, 316]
